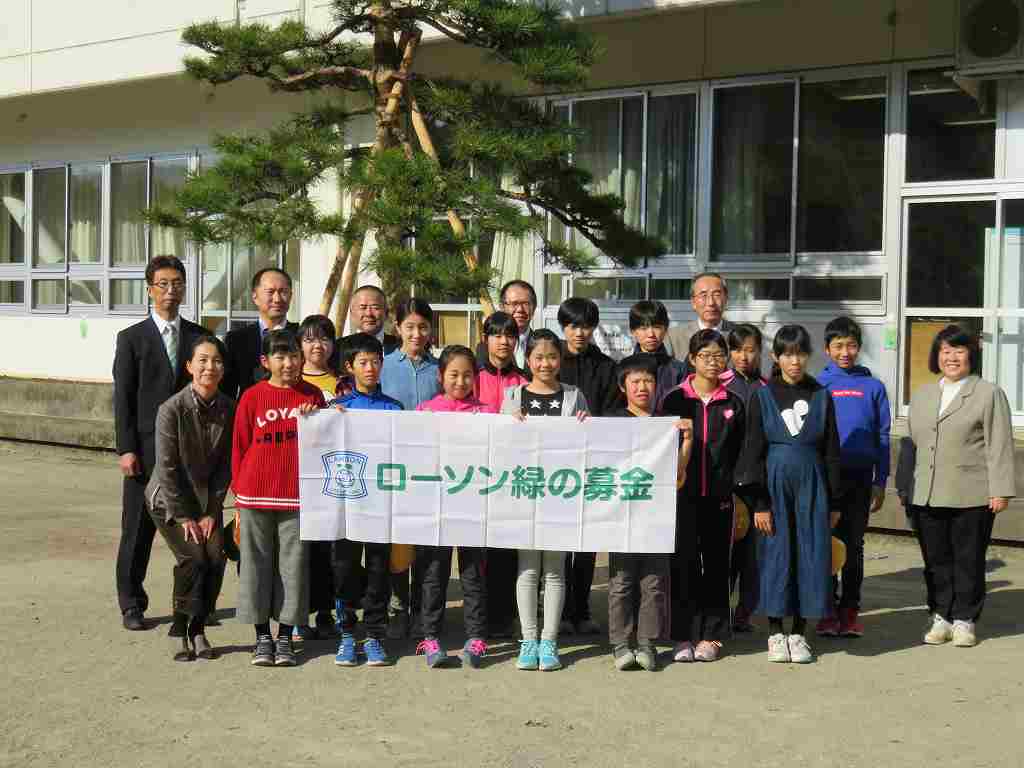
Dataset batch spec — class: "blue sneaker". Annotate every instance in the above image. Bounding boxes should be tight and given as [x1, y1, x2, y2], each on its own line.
[460, 638, 488, 669]
[417, 637, 448, 668]
[335, 634, 357, 666]
[538, 639, 562, 671]
[516, 639, 539, 670]
[363, 637, 389, 666]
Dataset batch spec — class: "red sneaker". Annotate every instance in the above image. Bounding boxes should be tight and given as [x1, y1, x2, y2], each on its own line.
[840, 607, 863, 637]
[816, 616, 840, 637]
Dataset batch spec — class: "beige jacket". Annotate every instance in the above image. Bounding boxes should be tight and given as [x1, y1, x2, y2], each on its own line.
[665, 319, 735, 363]
[895, 375, 1016, 508]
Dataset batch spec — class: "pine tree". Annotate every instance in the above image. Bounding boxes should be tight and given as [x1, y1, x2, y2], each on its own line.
[148, 0, 665, 331]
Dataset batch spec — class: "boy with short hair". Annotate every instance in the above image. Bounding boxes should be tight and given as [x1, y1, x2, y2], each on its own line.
[629, 300, 686, 409]
[557, 298, 619, 635]
[816, 316, 891, 638]
[606, 354, 692, 671]
[328, 333, 404, 666]
[232, 329, 326, 667]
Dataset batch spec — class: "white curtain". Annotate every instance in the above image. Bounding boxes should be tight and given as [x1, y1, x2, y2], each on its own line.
[70, 166, 101, 265]
[0, 174, 25, 264]
[152, 158, 188, 259]
[32, 168, 66, 266]
[111, 162, 147, 266]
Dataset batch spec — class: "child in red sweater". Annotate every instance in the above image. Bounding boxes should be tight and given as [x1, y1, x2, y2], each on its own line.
[414, 345, 490, 669]
[232, 329, 325, 668]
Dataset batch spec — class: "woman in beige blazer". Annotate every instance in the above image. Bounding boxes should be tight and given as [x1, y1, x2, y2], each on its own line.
[896, 325, 1015, 648]
[146, 334, 235, 661]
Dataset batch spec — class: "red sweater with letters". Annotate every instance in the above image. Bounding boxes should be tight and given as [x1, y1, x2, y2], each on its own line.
[231, 380, 326, 511]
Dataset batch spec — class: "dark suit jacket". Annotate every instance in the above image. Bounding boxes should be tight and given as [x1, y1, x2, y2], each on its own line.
[146, 386, 235, 523]
[338, 331, 399, 362]
[112, 315, 204, 473]
[222, 321, 300, 400]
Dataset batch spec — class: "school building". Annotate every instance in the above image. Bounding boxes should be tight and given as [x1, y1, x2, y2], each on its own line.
[1, 0, 1023, 535]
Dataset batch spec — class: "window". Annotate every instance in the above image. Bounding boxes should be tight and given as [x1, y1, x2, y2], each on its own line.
[712, 83, 795, 260]
[69, 165, 101, 265]
[151, 158, 189, 259]
[0, 280, 24, 304]
[907, 70, 995, 183]
[552, 91, 698, 261]
[650, 278, 690, 301]
[572, 276, 645, 302]
[906, 200, 993, 308]
[798, 78, 886, 253]
[111, 161, 148, 266]
[32, 278, 66, 311]
[199, 240, 299, 336]
[794, 277, 882, 304]
[33, 167, 66, 267]
[0, 173, 25, 264]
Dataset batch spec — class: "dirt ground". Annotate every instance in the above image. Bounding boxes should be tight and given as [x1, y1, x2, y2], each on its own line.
[2, 440, 1023, 768]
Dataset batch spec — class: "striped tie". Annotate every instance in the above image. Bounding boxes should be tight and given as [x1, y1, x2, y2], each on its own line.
[164, 324, 177, 371]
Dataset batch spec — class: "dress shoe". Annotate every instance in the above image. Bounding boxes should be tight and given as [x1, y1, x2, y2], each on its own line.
[192, 634, 216, 660]
[122, 608, 146, 631]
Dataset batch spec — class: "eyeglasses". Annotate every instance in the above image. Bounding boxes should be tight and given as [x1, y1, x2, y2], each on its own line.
[503, 301, 534, 311]
[150, 280, 185, 293]
[693, 290, 725, 304]
[695, 352, 727, 364]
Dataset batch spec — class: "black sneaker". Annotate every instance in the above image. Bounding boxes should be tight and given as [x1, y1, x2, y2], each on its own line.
[251, 635, 275, 666]
[122, 608, 145, 631]
[275, 636, 297, 666]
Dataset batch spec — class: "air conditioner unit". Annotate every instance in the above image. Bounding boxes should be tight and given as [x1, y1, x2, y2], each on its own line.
[957, 0, 1024, 77]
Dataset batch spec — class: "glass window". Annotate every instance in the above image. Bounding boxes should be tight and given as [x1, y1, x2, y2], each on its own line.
[69, 165, 101, 264]
[904, 316, 984, 404]
[646, 94, 697, 254]
[906, 201, 994, 308]
[111, 161, 148, 266]
[712, 83, 795, 260]
[651, 278, 690, 301]
[231, 242, 279, 311]
[730, 278, 790, 302]
[907, 70, 995, 182]
[572, 276, 645, 301]
[794, 277, 882, 303]
[0, 280, 24, 304]
[798, 78, 885, 252]
[32, 278, 66, 308]
[110, 278, 147, 310]
[152, 157, 189, 260]
[201, 242, 229, 313]
[1000, 199, 1024, 309]
[0, 173, 26, 264]
[33, 168, 66, 267]
[70, 278, 101, 306]
[544, 274, 564, 306]
[998, 316, 1024, 412]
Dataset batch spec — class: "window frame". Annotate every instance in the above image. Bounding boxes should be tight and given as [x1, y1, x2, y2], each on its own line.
[0, 165, 29, 314]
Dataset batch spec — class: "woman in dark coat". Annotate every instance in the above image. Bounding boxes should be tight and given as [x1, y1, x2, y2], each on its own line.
[146, 334, 235, 660]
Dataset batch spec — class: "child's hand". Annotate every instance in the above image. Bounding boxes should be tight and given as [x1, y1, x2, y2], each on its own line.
[674, 418, 694, 442]
[512, 413, 527, 422]
[869, 486, 885, 514]
[333, 404, 347, 413]
[754, 510, 774, 536]
[830, 510, 841, 528]
[576, 411, 589, 422]
[298, 402, 319, 416]
[676, 469, 687, 489]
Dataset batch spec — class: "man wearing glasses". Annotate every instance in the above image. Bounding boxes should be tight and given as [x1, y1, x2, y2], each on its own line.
[113, 255, 204, 630]
[221, 268, 299, 399]
[475, 280, 537, 369]
[666, 272, 735, 373]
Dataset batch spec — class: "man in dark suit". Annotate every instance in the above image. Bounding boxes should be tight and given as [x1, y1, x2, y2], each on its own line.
[338, 285, 399, 357]
[113, 255, 204, 630]
[665, 272, 735, 375]
[221, 267, 299, 400]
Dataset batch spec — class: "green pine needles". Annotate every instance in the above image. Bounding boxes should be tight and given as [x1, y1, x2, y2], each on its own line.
[148, 0, 665, 322]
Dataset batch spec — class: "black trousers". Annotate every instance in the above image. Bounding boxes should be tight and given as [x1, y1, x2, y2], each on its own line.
[833, 481, 873, 610]
[116, 473, 157, 614]
[913, 505, 994, 622]
[671, 496, 733, 642]
[729, 525, 759, 613]
[332, 539, 391, 638]
[419, 546, 487, 639]
[149, 509, 226, 620]
[562, 552, 597, 623]
[485, 547, 518, 630]
[309, 541, 335, 615]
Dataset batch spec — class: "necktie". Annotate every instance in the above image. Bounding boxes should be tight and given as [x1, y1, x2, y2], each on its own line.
[164, 324, 178, 371]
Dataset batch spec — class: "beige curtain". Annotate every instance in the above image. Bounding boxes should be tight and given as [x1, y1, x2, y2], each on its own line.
[70, 165, 101, 264]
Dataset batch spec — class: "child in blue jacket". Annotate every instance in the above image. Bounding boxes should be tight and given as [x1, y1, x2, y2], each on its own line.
[816, 317, 891, 639]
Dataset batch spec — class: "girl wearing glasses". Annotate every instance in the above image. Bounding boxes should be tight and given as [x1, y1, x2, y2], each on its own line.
[659, 330, 747, 663]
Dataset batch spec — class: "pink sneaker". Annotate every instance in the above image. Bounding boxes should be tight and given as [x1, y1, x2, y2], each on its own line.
[694, 640, 723, 662]
[673, 641, 694, 663]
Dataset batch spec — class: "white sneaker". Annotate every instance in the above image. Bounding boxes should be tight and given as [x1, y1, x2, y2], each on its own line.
[923, 614, 953, 645]
[952, 620, 977, 647]
[787, 634, 813, 664]
[767, 633, 790, 663]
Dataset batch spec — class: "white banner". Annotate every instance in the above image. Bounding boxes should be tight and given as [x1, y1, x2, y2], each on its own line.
[298, 410, 680, 553]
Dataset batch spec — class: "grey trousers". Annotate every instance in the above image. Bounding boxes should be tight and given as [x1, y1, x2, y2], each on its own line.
[608, 552, 668, 646]
[516, 549, 566, 642]
[237, 509, 309, 626]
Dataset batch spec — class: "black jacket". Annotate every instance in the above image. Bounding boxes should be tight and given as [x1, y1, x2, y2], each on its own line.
[659, 376, 746, 500]
[222, 321, 300, 400]
[112, 315, 204, 472]
[559, 342, 620, 416]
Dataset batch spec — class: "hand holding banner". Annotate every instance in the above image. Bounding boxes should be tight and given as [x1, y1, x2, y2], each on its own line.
[298, 410, 680, 553]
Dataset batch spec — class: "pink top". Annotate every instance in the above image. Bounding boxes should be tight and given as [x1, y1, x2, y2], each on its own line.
[475, 366, 527, 414]
[416, 393, 494, 414]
